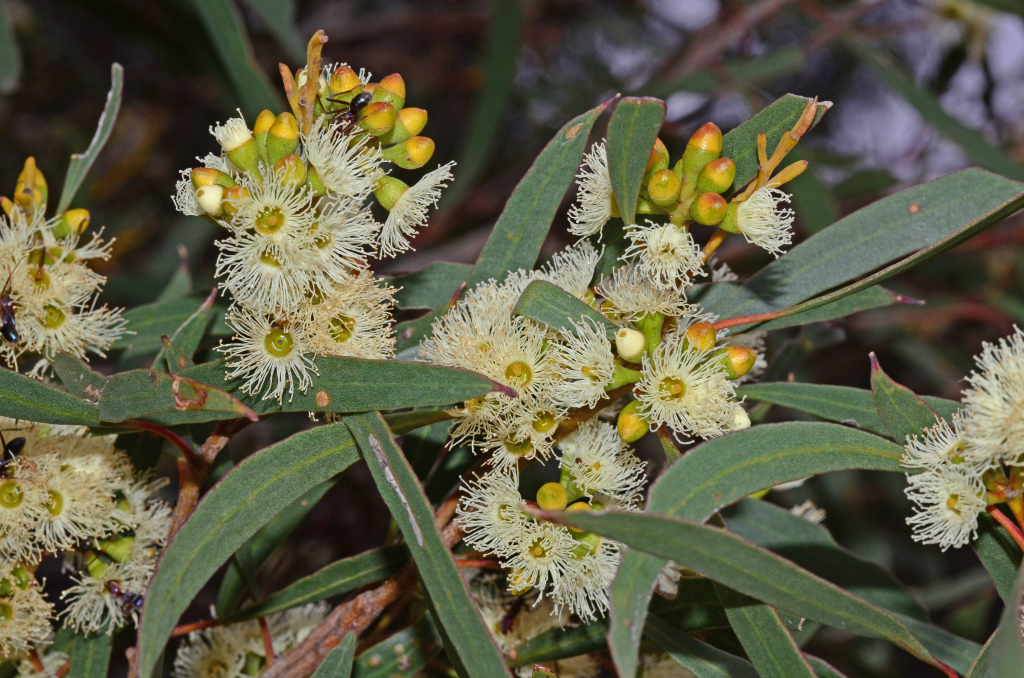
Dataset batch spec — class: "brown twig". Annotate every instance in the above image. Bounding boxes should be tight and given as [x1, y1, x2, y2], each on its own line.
[168, 418, 252, 535]
[259, 616, 276, 666]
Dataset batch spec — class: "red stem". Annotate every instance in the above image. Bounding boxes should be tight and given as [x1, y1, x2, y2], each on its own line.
[259, 617, 275, 666]
[987, 505, 1024, 552]
[172, 618, 223, 637]
[455, 558, 503, 570]
[714, 309, 790, 331]
[125, 419, 197, 465]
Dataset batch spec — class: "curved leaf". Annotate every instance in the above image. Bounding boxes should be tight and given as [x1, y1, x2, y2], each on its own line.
[98, 369, 257, 424]
[606, 97, 665, 226]
[311, 633, 356, 678]
[387, 262, 471, 310]
[66, 631, 113, 678]
[974, 513, 1023, 603]
[870, 354, 940, 444]
[755, 287, 908, 331]
[646, 614, 757, 678]
[352, 615, 442, 678]
[512, 280, 617, 338]
[114, 293, 229, 354]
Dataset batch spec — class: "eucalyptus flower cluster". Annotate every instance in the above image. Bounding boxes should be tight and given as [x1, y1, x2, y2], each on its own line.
[173, 48, 454, 402]
[0, 158, 126, 377]
[0, 417, 170, 661]
[173, 604, 328, 678]
[902, 326, 1024, 550]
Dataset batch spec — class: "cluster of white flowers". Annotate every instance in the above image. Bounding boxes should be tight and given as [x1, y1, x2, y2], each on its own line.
[172, 604, 328, 678]
[173, 62, 453, 402]
[902, 327, 1024, 550]
[0, 158, 125, 377]
[0, 417, 170, 660]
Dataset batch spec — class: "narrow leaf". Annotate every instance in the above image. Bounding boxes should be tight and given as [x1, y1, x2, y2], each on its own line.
[512, 280, 617, 338]
[237, 0, 305, 61]
[987, 561, 1024, 677]
[870, 354, 941, 444]
[755, 287, 910, 331]
[606, 97, 665, 225]
[98, 370, 257, 424]
[156, 262, 192, 302]
[113, 293, 229, 354]
[0, 365, 99, 426]
[66, 632, 113, 678]
[352, 615, 443, 678]
[222, 545, 408, 622]
[344, 413, 513, 678]
[973, 513, 1023, 603]
[387, 262, 471, 310]
[311, 632, 356, 678]
[508, 618, 608, 668]
[52, 353, 108, 403]
[0, 1, 21, 94]
[646, 614, 758, 678]
[159, 338, 194, 376]
[965, 631, 995, 678]
[152, 289, 217, 372]
[57, 64, 123, 213]
[714, 584, 816, 678]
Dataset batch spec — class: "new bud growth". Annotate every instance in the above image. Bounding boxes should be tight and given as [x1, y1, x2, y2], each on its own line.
[374, 73, 406, 110]
[690, 192, 727, 225]
[647, 169, 681, 207]
[221, 186, 249, 216]
[195, 184, 225, 216]
[14, 157, 47, 216]
[720, 345, 757, 379]
[617, 400, 650, 443]
[537, 482, 568, 511]
[373, 176, 409, 211]
[190, 167, 236, 189]
[330, 65, 361, 94]
[274, 153, 306, 187]
[615, 328, 647, 362]
[643, 137, 670, 184]
[696, 158, 736, 195]
[382, 137, 435, 169]
[253, 109, 276, 165]
[358, 102, 397, 136]
[685, 322, 716, 352]
[50, 209, 90, 239]
[267, 113, 300, 167]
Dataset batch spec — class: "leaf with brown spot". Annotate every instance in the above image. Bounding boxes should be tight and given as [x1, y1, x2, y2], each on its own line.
[98, 369, 257, 424]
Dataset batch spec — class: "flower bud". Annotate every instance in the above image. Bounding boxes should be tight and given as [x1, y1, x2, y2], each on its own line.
[733, 405, 751, 431]
[378, 107, 428, 145]
[50, 208, 90, 239]
[615, 327, 647, 362]
[381, 136, 435, 169]
[373, 73, 406, 111]
[0, 197, 13, 218]
[684, 122, 722, 172]
[195, 184, 225, 216]
[537, 482, 568, 511]
[253, 109, 276, 165]
[696, 158, 736, 195]
[647, 168, 681, 207]
[14, 157, 47, 216]
[221, 186, 249, 216]
[305, 166, 327, 197]
[685, 321, 716, 351]
[720, 345, 757, 379]
[266, 112, 300, 167]
[358, 101, 397, 136]
[690, 192, 727, 225]
[330, 65, 361, 94]
[190, 167, 237, 189]
[100, 535, 135, 563]
[566, 501, 594, 533]
[642, 137, 670, 185]
[571, 529, 603, 558]
[274, 153, 307, 187]
[373, 176, 409, 211]
[617, 400, 650, 443]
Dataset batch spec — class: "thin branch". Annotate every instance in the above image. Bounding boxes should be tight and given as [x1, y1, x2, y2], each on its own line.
[125, 420, 196, 465]
[172, 618, 224, 637]
[987, 504, 1024, 553]
[259, 616, 276, 666]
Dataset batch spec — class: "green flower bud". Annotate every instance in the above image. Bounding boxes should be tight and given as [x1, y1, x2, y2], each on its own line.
[690, 192, 727, 225]
[266, 113, 300, 167]
[381, 137, 435, 169]
[373, 176, 409, 211]
[696, 157, 736, 195]
[617, 400, 649, 443]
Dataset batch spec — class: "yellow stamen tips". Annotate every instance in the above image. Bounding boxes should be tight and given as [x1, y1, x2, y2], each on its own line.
[375, 73, 407, 110]
[648, 169, 681, 207]
[508, 568, 530, 594]
[685, 321, 716, 351]
[537, 482, 568, 511]
[0, 480, 22, 508]
[330, 65, 361, 94]
[528, 538, 550, 559]
[42, 304, 66, 329]
[697, 158, 736, 195]
[615, 327, 647, 362]
[264, 325, 294, 358]
[659, 376, 686, 401]
[50, 208, 91, 239]
[946, 495, 960, 511]
[381, 137, 435, 169]
[503, 436, 533, 458]
[617, 399, 650, 443]
[45, 490, 63, 516]
[358, 102, 397, 136]
[190, 167, 236, 189]
[690, 192, 727, 226]
[0, 602, 12, 623]
[532, 411, 558, 434]
[504, 360, 533, 387]
[565, 501, 593, 533]
[195, 185, 225, 216]
[267, 112, 300, 166]
[329, 314, 356, 343]
[254, 207, 286, 236]
[722, 346, 757, 379]
[274, 153, 307, 187]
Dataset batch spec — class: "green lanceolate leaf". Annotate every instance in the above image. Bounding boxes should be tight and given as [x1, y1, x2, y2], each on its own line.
[713, 584, 816, 678]
[737, 382, 960, 439]
[137, 415, 437, 678]
[646, 614, 759, 678]
[237, 0, 305, 61]
[156, 261, 193, 302]
[508, 617, 608, 668]
[52, 353, 108, 403]
[512, 280, 617, 339]
[159, 338, 194, 376]
[311, 633, 356, 678]
[721, 94, 830, 190]
[97, 369, 257, 424]
[180, 357, 508, 416]
[895, 614, 982, 676]
[606, 97, 665, 226]
[973, 513, 1023, 604]
[388, 262, 471, 310]
[546, 508, 954, 675]
[66, 631, 113, 678]
[965, 631, 996, 678]
[0, 365, 99, 426]
[352, 615, 443, 678]
[152, 289, 217, 372]
[222, 545, 409, 622]
[607, 422, 905, 678]
[344, 413, 512, 678]
[986, 561, 1024, 677]
[704, 168, 1024, 323]
[755, 287, 910, 331]
[395, 98, 614, 352]
[114, 293, 228, 354]
[870, 354, 942, 445]
[217, 480, 340, 616]
[57, 64, 123, 213]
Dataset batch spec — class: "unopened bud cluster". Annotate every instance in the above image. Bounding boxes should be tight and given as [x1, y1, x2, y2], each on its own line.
[0, 418, 170, 657]
[0, 158, 126, 376]
[173, 34, 455, 402]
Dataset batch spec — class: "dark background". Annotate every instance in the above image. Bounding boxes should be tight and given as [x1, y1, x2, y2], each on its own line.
[4, 0, 1024, 675]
